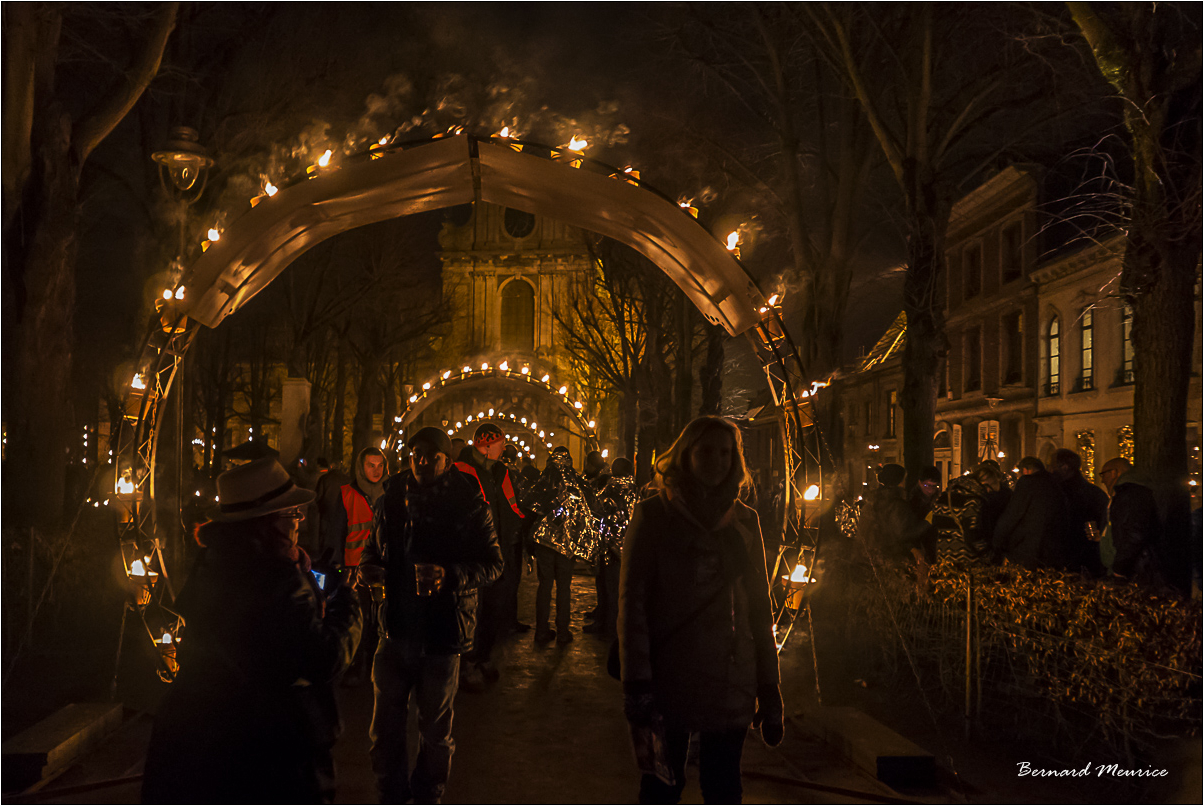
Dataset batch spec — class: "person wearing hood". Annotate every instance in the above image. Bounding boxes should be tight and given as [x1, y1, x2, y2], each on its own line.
[618, 416, 782, 803]
[142, 458, 362, 804]
[523, 447, 601, 644]
[320, 446, 386, 684]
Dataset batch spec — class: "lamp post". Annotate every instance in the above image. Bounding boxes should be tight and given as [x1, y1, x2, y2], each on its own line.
[151, 126, 214, 564]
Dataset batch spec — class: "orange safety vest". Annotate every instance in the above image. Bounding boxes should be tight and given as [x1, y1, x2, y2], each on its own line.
[454, 461, 525, 520]
[340, 484, 374, 567]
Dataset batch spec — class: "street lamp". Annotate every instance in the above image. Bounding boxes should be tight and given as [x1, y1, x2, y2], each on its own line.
[152, 126, 214, 198]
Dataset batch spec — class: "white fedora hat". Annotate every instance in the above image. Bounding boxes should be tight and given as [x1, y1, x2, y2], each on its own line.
[213, 457, 314, 521]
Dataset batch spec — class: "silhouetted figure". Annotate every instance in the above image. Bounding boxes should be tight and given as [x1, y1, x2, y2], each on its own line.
[993, 457, 1073, 569]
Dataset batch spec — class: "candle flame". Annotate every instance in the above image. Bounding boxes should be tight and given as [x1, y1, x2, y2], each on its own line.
[725, 232, 739, 251]
[208, 228, 221, 242]
[379, 136, 389, 146]
[499, 361, 509, 371]
[567, 135, 588, 152]
[264, 181, 278, 197]
[318, 150, 332, 167]
[499, 126, 510, 138]
[162, 289, 173, 300]
[558, 386, 568, 395]
[174, 286, 185, 300]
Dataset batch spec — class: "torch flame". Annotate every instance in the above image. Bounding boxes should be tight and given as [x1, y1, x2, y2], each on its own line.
[130, 559, 146, 576]
[499, 126, 510, 138]
[790, 564, 809, 583]
[499, 361, 509, 371]
[264, 181, 278, 197]
[174, 286, 185, 300]
[161, 632, 172, 644]
[132, 373, 146, 390]
[379, 136, 390, 146]
[567, 135, 588, 152]
[162, 289, 173, 300]
[207, 228, 221, 242]
[117, 476, 135, 495]
[768, 294, 780, 306]
[804, 484, 820, 501]
[725, 232, 739, 251]
[318, 150, 332, 167]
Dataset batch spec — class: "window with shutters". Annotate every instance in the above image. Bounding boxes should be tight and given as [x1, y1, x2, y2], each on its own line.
[500, 279, 535, 351]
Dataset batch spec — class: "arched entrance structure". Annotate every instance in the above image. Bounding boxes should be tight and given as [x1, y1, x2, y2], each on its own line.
[115, 134, 823, 672]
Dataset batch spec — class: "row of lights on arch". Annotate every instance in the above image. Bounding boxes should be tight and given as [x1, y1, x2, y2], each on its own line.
[384, 359, 599, 457]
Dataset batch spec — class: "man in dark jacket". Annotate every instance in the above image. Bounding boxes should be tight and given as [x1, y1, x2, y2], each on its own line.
[455, 423, 527, 687]
[360, 427, 503, 805]
[993, 457, 1072, 569]
[1053, 449, 1109, 576]
[857, 463, 933, 567]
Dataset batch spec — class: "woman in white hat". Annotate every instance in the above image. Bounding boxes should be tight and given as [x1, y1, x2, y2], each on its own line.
[142, 458, 362, 804]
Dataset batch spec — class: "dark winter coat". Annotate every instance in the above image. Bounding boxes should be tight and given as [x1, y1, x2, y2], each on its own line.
[932, 476, 990, 562]
[456, 446, 525, 547]
[1107, 471, 1164, 584]
[992, 470, 1073, 569]
[522, 452, 602, 561]
[857, 485, 932, 563]
[619, 492, 779, 733]
[142, 521, 362, 804]
[1060, 473, 1110, 574]
[364, 467, 503, 654]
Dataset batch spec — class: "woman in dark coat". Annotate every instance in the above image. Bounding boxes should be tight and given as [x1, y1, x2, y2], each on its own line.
[142, 458, 361, 804]
[618, 417, 783, 804]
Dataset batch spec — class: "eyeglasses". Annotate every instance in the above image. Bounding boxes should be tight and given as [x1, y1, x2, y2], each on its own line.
[278, 506, 306, 522]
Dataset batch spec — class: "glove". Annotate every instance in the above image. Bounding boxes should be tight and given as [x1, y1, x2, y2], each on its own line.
[753, 684, 785, 747]
[623, 679, 656, 727]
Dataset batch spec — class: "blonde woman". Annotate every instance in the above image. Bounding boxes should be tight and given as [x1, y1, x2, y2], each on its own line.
[618, 416, 783, 804]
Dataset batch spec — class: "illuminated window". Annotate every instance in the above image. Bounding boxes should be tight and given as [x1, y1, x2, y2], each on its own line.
[1120, 303, 1134, 384]
[1079, 307, 1094, 391]
[1047, 316, 1060, 395]
[500, 279, 535, 351]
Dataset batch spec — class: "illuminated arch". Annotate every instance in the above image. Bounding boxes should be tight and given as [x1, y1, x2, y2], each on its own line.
[112, 133, 823, 676]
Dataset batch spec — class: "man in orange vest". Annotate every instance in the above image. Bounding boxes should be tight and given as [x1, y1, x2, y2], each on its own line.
[454, 424, 526, 689]
[321, 446, 386, 683]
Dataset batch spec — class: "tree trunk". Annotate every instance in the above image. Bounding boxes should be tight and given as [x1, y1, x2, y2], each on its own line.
[621, 390, 638, 461]
[7, 112, 78, 530]
[698, 325, 725, 415]
[673, 295, 694, 433]
[899, 191, 949, 487]
[351, 359, 380, 457]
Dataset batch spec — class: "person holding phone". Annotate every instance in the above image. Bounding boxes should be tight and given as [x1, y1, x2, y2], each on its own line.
[360, 426, 503, 804]
[142, 458, 362, 804]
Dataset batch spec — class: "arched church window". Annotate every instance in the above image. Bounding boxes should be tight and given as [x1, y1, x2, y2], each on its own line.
[500, 279, 535, 351]
[503, 207, 535, 239]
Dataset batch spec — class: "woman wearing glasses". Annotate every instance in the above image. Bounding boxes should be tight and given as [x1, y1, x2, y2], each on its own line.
[143, 457, 362, 804]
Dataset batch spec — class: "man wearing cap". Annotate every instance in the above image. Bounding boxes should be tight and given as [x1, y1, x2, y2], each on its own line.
[455, 423, 527, 687]
[360, 426, 502, 805]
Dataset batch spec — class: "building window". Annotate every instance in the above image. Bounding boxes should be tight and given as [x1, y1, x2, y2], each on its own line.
[1001, 222, 1023, 284]
[503, 207, 535, 239]
[1002, 310, 1023, 385]
[965, 327, 982, 392]
[887, 390, 897, 438]
[1118, 424, 1134, 463]
[964, 243, 982, 299]
[1079, 306, 1094, 391]
[1047, 316, 1061, 394]
[864, 401, 873, 437]
[1076, 429, 1097, 482]
[500, 279, 535, 351]
[1120, 303, 1135, 384]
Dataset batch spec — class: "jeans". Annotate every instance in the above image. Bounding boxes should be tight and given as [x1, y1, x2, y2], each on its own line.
[638, 727, 747, 804]
[369, 640, 460, 803]
[534, 543, 574, 633]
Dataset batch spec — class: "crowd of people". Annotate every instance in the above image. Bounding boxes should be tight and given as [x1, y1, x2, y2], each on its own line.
[142, 415, 786, 804]
[853, 449, 1198, 596]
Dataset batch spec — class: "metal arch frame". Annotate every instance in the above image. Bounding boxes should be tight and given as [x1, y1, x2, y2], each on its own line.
[111, 132, 831, 685]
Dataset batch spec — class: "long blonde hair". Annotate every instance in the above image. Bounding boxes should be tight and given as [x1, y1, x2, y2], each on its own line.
[655, 416, 753, 497]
